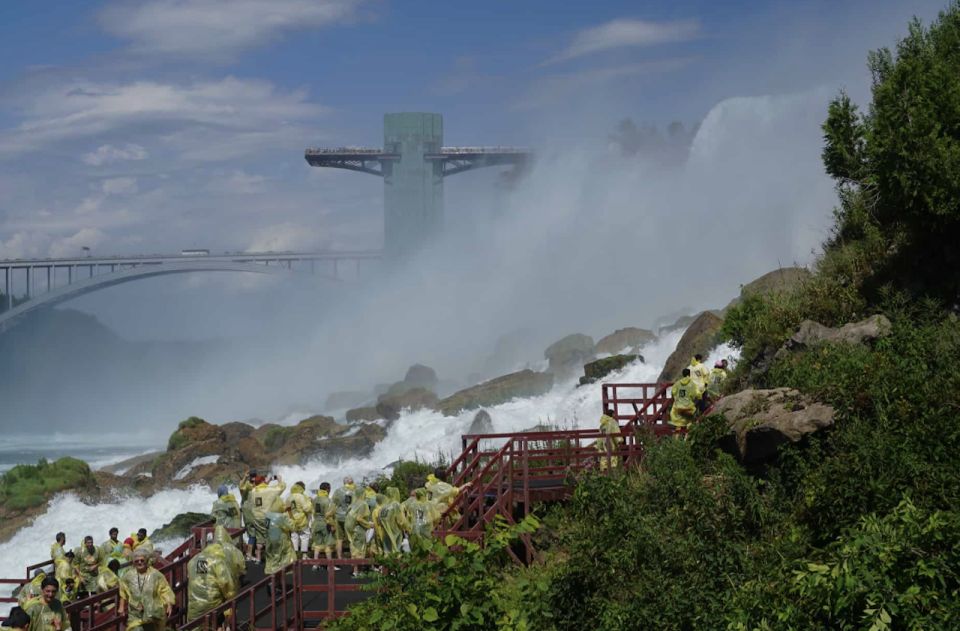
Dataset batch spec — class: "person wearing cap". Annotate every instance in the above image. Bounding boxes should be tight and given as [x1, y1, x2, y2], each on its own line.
[0, 606, 30, 631]
[99, 528, 125, 567]
[22, 577, 70, 631]
[118, 548, 174, 631]
[211, 486, 241, 530]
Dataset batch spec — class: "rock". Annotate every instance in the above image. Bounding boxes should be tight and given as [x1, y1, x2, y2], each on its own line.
[346, 406, 382, 422]
[579, 354, 641, 386]
[166, 417, 222, 451]
[152, 418, 227, 484]
[728, 267, 812, 309]
[595, 327, 656, 355]
[544, 334, 595, 375]
[376, 387, 439, 422]
[311, 423, 387, 460]
[711, 388, 835, 464]
[658, 311, 724, 382]
[221, 422, 256, 443]
[778, 315, 892, 356]
[467, 410, 494, 435]
[255, 415, 348, 466]
[101, 451, 162, 475]
[403, 364, 438, 390]
[150, 512, 212, 542]
[324, 390, 368, 411]
[438, 370, 554, 417]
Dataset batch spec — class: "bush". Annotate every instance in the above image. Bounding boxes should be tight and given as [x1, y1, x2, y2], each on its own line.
[0, 457, 95, 510]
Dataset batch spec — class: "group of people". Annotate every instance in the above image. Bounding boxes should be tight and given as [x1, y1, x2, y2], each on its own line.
[669, 354, 729, 429]
[210, 469, 466, 580]
[7, 527, 174, 631]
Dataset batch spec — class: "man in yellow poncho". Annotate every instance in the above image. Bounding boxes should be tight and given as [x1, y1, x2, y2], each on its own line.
[263, 511, 296, 575]
[211, 486, 242, 530]
[374, 487, 411, 555]
[73, 536, 103, 596]
[331, 477, 356, 560]
[118, 548, 175, 631]
[311, 482, 338, 567]
[186, 541, 236, 624]
[17, 571, 45, 607]
[250, 476, 286, 565]
[285, 482, 313, 561]
[212, 526, 245, 589]
[22, 577, 71, 631]
[403, 488, 438, 549]
[670, 368, 702, 431]
[595, 407, 623, 471]
[344, 493, 374, 576]
[98, 528, 125, 568]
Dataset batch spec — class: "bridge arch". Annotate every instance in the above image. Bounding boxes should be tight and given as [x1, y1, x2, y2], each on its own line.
[0, 261, 315, 333]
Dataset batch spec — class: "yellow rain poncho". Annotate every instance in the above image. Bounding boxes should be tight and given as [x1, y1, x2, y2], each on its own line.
[375, 487, 411, 555]
[404, 489, 438, 547]
[23, 595, 71, 631]
[670, 376, 701, 428]
[706, 366, 728, 398]
[424, 474, 459, 505]
[74, 544, 104, 594]
[50, 542, 65, 563]
[211, 493, 242, 530]
[331, 483, 356, 542]
[687, 357, 711, 391]
[286, 483, 313, 532]
[595, 413, 623, 471]
[250, 481, 286, 541]
[344, 498, 372, 559]
[17, 573, 45, 607]
[263, 513, 296, 575]
[119, 554, 175, 631]
[213, 526, 245, 587]
[96, 566, 119, 594]
[186, 543, 237, 621]
[311, 491, 337, 553]
[99, 538, 125, 567]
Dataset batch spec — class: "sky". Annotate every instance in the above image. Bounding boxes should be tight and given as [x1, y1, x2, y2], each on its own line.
[0, 0, 950, 430]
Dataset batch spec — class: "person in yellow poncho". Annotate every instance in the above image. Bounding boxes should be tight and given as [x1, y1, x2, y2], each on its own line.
[22, 577, 71, 631]
[211, 486, 242, 530]
[285, 482, 313, 560]
[374, 487, 411, 555]
[670, 368, 702, 430]
[118, 548, 175, 631]
[311, 483, 338, 567]
[186, 542, 237, 624]
[595, 407, 623, 471]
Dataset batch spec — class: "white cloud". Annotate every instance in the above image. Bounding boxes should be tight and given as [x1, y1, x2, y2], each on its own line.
[0, 77, 326, 159]
[246, 222, 324, 252]
[48, 228, 108, 258]
[516, 58, 695, 110]
[101, 177, 139, 195]
[0, 232, 50, 259]
[207, 171, 268, 194]
[82, 143, 148, 166]
[100, 0, 363, 58]
[546, 18, 700, 65]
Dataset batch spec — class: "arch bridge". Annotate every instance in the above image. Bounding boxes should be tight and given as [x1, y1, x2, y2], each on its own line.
[0, 250, 382, 334]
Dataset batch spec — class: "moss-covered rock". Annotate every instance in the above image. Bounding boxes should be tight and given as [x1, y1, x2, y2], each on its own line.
[150, 512, 212, 542]
[346, 406, 382, 422]
[579, 354, 640, 385]
[0, 457, 96, 511]
[376, 387, 439, 421]
[437, 370, 554, 417]
[167, 416, 220, 451]
[595, 328, 656, 355]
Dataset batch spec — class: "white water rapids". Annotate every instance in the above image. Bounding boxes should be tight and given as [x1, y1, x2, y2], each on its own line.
[0, 329, 737, 612]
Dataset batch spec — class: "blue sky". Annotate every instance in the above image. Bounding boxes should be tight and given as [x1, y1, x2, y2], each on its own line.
[0, 0, 948, 336]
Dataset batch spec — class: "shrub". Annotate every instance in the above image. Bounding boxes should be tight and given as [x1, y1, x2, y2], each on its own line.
[0, 457, 95, 510]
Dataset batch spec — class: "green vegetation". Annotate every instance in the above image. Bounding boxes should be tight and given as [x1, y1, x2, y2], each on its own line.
[329, 7, 960, 629]
[370, 459, 443, 498]
[0, 457, 95, 510]
[167, 416, 206, 451]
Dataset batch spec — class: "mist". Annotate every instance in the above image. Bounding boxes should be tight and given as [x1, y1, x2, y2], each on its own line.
[0, 0, 946, 438]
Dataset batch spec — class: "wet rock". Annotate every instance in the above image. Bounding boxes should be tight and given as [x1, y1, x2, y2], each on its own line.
[438, 370, 554, 417]
[375, 387, 439, 422]
[727, 267, 812, 310]
[595, 327, 656, 355]
[711, 388, 835, 464]
[324, 390, 369, 411]
[467, 410, 494, 435]
[152, 418, 227, 484]
[403, 364, 438, 390]
[545, 334, 595, 375]
[345, 406, 382, 422]
[777, 315, 892, 357]
[150, 512, 212, 542]
[579, 354, 641, 385]
[310, 423, 387, 460]
[658, 311, 724, 382]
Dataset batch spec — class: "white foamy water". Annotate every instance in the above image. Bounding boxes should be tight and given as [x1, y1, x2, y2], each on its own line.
[0, 327, 739, 610]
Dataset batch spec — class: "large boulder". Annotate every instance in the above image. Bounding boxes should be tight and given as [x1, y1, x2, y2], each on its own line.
[595, 327, 656, 355]
[711, 388, 835, 464]
[438, 370, 555, 417]
[324, 390, 368, 411]
[579, 354, 641, 385]
[376, 387, 439, 422]
[731, 267, 812, 307]
[544, 334, 595, 375]
[403, 364, 438, 390]
[467, 410, 494, 435]
[658, 311, 724, 382]
[150, 512, 212, 542]
[255, 415, 348, 465]
[778, 315, 892, 356]
[310, 423, 388, 460]
[345, 406, 382, 422]
[152, 418, 227, 483]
